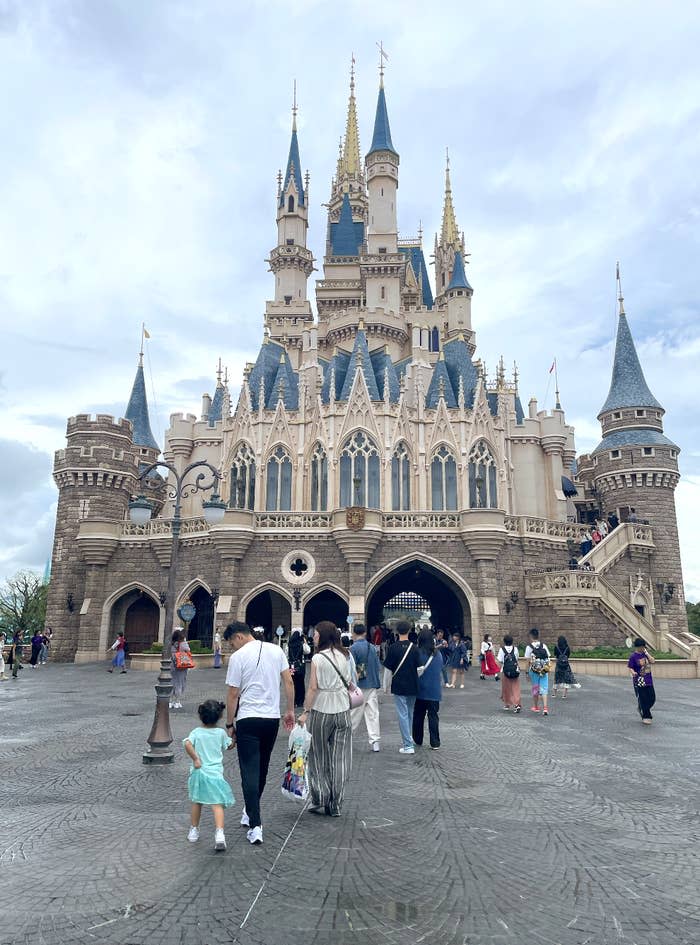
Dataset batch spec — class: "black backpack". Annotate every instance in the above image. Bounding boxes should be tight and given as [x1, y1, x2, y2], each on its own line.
[502, 647, 520, 679]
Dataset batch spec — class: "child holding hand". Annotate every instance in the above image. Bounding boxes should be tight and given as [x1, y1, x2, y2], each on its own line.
[184, 699, 235, 851]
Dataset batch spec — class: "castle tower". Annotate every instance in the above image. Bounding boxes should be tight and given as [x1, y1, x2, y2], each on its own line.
[589, 275, 686, 636]
[124, 354, 160, 466]
[434, 150, 467, 303]
[363, 71, 402, 314]
[266, 92, 314, 360]
[444, 250, 474, 348]
[46, 415, 139, 660]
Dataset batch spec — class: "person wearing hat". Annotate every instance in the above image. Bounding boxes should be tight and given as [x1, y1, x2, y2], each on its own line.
[627, 638, 656, 724]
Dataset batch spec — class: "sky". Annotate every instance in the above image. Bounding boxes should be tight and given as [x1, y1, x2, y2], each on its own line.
[2, 0, 699, 600]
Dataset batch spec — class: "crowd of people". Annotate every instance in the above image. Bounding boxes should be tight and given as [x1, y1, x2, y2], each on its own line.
[0, 627, 53, 679]
[578, 512, 620, 557]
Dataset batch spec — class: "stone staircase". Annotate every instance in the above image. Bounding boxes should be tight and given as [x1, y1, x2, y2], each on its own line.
[578, 523, 655, 574]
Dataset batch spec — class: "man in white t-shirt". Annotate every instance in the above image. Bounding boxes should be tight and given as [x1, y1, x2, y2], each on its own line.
[224, 621, 295, 846]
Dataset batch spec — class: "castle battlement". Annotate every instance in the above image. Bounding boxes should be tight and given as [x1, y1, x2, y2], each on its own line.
[67, 414, 133, 436]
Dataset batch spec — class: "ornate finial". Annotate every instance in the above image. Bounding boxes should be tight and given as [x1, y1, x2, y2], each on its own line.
[277, 168, 282, 195]
[292, 79, 298, 131]
[224, 365, 228, 386]
[497, 355, 506, 389]
[438, 375, 445, 400]
[350, 51, 355, 91]
[513, 360, 519, 393]
[441, 148, 459, 247]
[616, 261, 625, 316]
[216, 357, 223, 384]
[446, 147, 451, 186]
[280, 352, 286, 364]
[418, 219, 423, 244]
[376, 40, 388, 87]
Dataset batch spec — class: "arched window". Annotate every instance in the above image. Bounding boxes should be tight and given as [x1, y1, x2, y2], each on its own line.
[266, 446, 293, 511]
[310, 443, 328, 512]
[431, 445, 457, 511]
[288, 195, 295, 212]
[340, 432, 380, 508]
[430, 327, 440, 352]
[468, 440, 498, 509]
[391, 442, 411, 511]
[229, 443, 256, 510]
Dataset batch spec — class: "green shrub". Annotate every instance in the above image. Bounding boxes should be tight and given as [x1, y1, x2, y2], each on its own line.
[570, 646, 681, 660]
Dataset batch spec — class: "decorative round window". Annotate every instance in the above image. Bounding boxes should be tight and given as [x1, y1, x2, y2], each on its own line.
[281, 549, 316, 585]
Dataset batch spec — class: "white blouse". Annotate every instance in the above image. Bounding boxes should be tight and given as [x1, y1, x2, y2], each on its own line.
[312, 650, 352, 714]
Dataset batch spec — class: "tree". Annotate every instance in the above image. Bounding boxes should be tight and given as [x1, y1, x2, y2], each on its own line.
[0, 570, 48, 639]
[687, 601, 700, 636]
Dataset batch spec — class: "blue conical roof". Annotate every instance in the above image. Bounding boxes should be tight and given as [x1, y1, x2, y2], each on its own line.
[426, 358, 458, 408]
[125, 360, 159, 450]
[367, 86, 398, 157]
[208, 381, 224, 427]
[280, 125, 305, 208]
[330, 193, 364, 256]
[447, 251, 472, 291]
[598, 312, 661, 416]
[339, 330, 381, 400]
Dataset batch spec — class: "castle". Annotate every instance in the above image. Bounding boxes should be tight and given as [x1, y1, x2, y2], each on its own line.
[45, 67, 690, 661]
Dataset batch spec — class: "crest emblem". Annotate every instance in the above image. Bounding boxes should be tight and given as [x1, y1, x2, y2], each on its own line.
[346, 507, 365, 530]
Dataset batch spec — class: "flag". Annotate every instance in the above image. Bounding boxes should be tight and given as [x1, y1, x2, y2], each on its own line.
[549, 360, 555, 374]
[143, 327, 151, 339]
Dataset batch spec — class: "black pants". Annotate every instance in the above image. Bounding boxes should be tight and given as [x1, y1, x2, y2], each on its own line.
[412, 698, 440, 748]
[636, 683, 656, 720]
[292, 665, 306, 707]
[236, 717, 280, 829]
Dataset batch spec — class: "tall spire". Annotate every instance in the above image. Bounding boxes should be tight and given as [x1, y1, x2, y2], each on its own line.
[340, 55, 361, 178]
[367, 63, 397, 157]
[441, 148, 460, 246]
[598, 269, 662, 416]
[280, 84, 305, 208]
[125, 357, 159, 450]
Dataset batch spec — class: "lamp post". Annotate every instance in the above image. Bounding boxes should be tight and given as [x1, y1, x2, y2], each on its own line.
[129, 459, 226, 765]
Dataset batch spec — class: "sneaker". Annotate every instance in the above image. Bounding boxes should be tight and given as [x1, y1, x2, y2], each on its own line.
[430, 745, 440, 750]
[247, 826, 263, 845]
[240, 808, 250, 827]
[530, 706, 540, 713]
[120, 670, 127, 674]
[169, 702, 174, 709]
[459, 684, 464, 689]
[187, 826, 199, 843]
[371, 742, 380, 752]
[542, 709, 548, 716]
[514, 705, 522, 714]
[398, 747, 415, 755]
[642, 719, 652, 725]
[214, 828, 226, 851]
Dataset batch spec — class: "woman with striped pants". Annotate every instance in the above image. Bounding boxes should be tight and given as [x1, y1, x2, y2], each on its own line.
[297, 621, 353, 817]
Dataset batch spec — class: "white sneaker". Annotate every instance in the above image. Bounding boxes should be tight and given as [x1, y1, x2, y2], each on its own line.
[459, 684, 465, 689]
[399, 747, 415, 755]
[214, 828, 226, 851]
[371, 742, 380, 752]
[240, 808, 250, 827]
[247, 826, 263, 845]
[187, 826, 199, 843]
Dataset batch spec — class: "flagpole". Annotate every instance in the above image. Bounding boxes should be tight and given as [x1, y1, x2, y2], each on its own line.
[140, 322, 145, 360]
[554, 357, 561, 409]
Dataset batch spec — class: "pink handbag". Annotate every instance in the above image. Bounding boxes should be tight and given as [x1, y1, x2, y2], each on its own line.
[321, 653, 365, 710]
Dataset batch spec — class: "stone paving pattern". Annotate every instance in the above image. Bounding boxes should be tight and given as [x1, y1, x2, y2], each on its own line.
[3, 663, 700, 945]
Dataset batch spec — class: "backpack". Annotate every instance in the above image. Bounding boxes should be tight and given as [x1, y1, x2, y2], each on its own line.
[502, 647, 520, 679]
[530, 642, 551, 676]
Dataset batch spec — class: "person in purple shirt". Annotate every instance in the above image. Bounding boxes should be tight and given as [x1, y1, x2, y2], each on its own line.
[627, 638, 656, 725]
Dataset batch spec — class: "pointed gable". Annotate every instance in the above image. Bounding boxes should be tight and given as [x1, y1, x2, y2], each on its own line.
[267, 353, 299, 410]
[330, 193, 364, 256]
[125, 360, 159, 449]
[280, 123, 305, 208]
[426, 357, 458, 408]
[339, 330, 381, 401]
[367, 85, 398, 156]
[443, 336, 479, 408]
[399, 244, 434, 309]
[447, 251, 472, 291]
[370, 347, 400, 403]
[598, 312, 662, 416]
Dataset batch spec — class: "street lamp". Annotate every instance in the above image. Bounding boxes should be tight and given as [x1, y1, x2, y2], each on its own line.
[129, 459, 225, 765]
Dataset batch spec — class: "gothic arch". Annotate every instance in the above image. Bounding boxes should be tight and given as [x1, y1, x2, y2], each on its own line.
[177, 577, 213, 607]
[300, 582, 349, 609]
[99, 581, 163, 655]
[365, 552, 478, 623]
[237, 582, 294, 621]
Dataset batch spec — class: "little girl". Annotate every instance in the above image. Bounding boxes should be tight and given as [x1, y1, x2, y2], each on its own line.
[183, 699, 235, 851]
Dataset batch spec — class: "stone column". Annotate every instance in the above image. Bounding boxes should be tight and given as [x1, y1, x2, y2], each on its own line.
[460, 509, 508, 640]
[332, 509, 383, 622]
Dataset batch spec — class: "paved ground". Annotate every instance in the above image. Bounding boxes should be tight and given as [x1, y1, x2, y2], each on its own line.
[2, 662, 700, 945]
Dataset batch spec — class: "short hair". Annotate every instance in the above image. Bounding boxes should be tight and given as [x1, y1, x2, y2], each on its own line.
[633, 637, 646, 648]
[418, 627, 434, 653]
[198, 699, 225, 725]
[529, 627, 540, 639]
[352, 622, 367, 636]
[224, 621, 252, 642]
[395, 620, 411, 636]
[503, 634, 513, 646]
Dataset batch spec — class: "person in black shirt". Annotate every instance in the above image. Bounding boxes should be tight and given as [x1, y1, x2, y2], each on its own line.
[383, 621, 421, 754]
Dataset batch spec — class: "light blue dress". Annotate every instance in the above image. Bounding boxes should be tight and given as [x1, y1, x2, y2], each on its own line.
[184, 727, 235, 807]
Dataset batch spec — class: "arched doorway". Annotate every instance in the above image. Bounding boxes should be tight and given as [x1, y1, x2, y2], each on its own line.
[124, 596, 160, 652]
[303, 589, 349, 630]
[245, 589, 291, 641]
[187, 586, 215, 648]
[366, 559, 472, 637]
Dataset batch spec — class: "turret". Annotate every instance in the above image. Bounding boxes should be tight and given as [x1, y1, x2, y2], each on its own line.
[444, 250, 474, 346]
[365, 72, 399, 254]
[124, 354, 160, 466]
[434, 150, 467, 302]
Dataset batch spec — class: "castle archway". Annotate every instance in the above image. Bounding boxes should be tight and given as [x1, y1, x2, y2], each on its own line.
[103, 584, 163, 655]
[188, 586, 215, 649]
[365, 557, 473, 638]
[124, 596, 160, 652]
[303, 587, 349, 630]
[245, 587, 292, 641]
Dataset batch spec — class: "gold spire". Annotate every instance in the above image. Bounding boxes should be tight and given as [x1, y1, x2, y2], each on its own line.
[340, 55, 361, 177]
[616, 261, 625, 316]
[441, 147, 460, 246]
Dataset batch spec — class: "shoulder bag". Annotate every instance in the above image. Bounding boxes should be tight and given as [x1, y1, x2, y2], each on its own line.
[320, 652, 364, 709]
[417, 653, 434, 678]
[173, 642, 195, 671]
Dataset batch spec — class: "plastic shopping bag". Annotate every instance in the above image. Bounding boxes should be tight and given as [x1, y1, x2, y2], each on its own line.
[281, 723, 312, 801]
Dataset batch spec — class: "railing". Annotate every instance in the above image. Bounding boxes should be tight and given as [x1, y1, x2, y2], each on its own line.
[254, 512, 332, 529]
[382, 512, 460, 529]
[578, 523, 654, 573]
[505, 516, 589, 541]
[121, 517, 208, 537]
